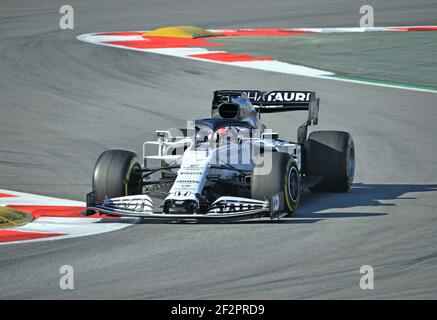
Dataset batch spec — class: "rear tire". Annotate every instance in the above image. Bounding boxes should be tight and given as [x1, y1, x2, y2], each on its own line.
[93, 150, 142, 203]
[306, 131, 355, 192]
[251, 152, 300, 215]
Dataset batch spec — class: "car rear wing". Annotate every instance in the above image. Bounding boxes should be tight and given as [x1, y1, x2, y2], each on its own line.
[212, 90, 320, 143]
[212, 90, 319, 122]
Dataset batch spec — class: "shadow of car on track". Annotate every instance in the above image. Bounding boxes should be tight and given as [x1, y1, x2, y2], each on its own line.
[206, 183, 437, 224]
[295, 182, 437, 219]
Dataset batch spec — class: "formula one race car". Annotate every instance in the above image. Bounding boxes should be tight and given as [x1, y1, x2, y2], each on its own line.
[85, 90, 355, 221]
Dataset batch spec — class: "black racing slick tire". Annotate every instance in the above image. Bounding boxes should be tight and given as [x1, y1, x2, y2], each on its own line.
[251, 152, 300, 215]
[306, 131, 355, 192]
[93, 150, 142, 203]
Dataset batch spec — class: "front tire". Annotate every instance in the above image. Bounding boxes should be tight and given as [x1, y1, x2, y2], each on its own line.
[251, 152, 300, 215]
[306, 131, 355, 192]
[93, 150, 142, 203]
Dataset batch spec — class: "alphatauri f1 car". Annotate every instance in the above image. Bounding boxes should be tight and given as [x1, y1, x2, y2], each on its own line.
[85, 90, 355, 221]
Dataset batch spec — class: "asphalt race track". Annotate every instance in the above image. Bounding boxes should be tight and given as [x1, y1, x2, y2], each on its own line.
[1, 0, 437, 299]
